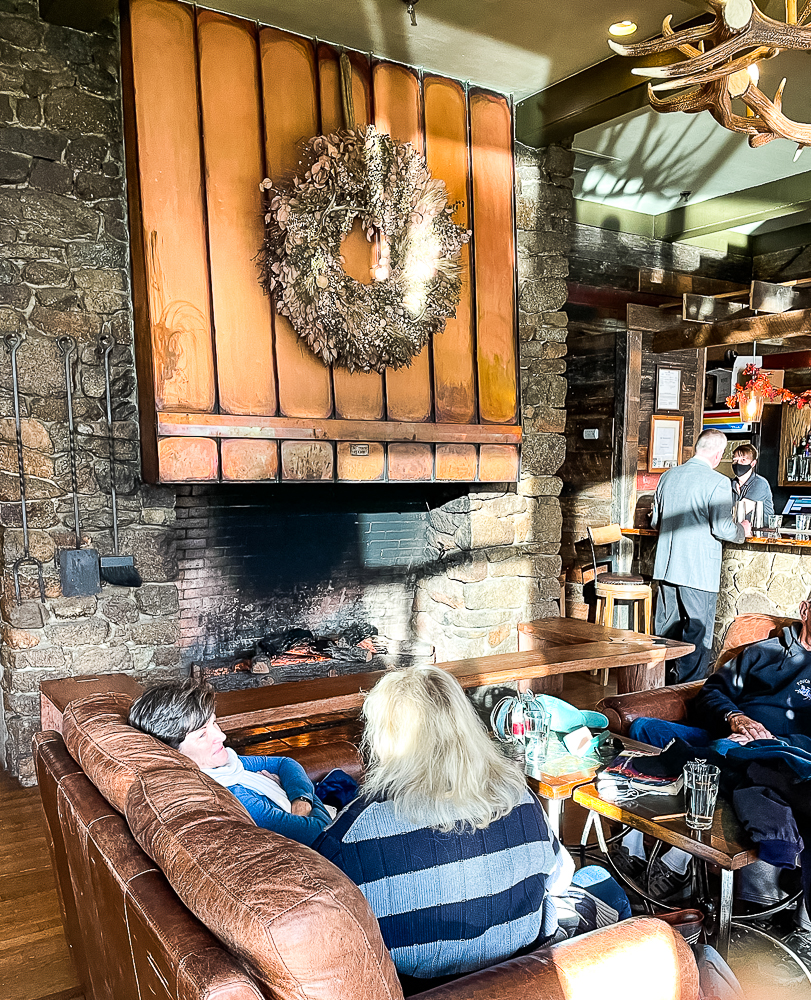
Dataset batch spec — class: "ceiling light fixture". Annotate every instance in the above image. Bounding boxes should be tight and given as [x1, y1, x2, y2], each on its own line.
[608, 20, 638, 36]
[609, 0, 811, 154]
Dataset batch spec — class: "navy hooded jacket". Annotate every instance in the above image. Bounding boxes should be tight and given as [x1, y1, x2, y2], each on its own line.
[689, 623, 811, 748]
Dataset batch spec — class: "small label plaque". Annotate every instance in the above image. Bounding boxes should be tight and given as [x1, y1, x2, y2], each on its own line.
[350, 443, 370, 457]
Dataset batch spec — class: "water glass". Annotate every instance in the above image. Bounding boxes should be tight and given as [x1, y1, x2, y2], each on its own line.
[524, 705, 551, 764]
[797, 515, 809, 539]
[768, 515, 783, 533]
[683, 760, 721, 831]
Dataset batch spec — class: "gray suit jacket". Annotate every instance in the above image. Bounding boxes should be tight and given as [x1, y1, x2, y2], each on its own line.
[652, 456, 745, 592]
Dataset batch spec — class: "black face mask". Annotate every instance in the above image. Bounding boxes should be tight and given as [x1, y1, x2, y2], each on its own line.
[733, 462, 751, 477]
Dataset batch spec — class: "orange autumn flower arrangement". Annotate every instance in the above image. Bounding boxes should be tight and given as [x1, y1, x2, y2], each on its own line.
[726, 364, 811, 410]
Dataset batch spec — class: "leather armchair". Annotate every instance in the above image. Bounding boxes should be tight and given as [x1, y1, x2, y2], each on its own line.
[598, 613, 797, 736]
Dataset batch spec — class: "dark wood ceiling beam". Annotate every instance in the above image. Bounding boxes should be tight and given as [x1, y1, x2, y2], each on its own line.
[638, 268, 747, 298]
[682, 294, 752, 324]
[751, 280, 811, 314]
[652, 307, 811, 353]
[39, 0, 117, 31]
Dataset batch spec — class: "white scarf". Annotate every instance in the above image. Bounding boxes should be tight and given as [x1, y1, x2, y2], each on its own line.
[201, 748, 292, 813]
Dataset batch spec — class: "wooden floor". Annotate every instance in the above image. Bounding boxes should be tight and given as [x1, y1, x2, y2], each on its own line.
[0, 669, 616, 1000]
[0, 768, 83, 1000]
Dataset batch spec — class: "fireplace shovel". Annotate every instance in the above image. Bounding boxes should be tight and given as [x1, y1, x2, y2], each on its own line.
[4, 333, 45, 604]
[98, 334, 141, 588]
[57, 336, 100, 598]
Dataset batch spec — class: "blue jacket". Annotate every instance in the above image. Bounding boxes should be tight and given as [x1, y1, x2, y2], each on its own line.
[229, 755, 332, 846]
[690, 624, 811, 748]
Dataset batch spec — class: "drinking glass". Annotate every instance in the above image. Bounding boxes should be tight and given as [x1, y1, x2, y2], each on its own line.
[683, 760, 721, 831]
[768, 515, 783, 533]
[797, 515, 809, 540]
[523, 705, 551, 764]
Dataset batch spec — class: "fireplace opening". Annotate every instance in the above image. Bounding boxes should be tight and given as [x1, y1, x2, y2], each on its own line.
[177, 483, 467, 677]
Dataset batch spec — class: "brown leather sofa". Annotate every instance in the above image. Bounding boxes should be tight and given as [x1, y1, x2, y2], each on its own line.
[598, 613, 797, 735]
[35, 691, 701, 1000]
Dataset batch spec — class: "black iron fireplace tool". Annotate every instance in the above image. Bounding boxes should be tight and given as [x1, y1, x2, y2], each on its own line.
[98, 333, 141, 588]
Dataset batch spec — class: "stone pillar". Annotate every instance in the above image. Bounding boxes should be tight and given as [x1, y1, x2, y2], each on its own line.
[412, 143, 571, 660]
[0, 1, 181, 783]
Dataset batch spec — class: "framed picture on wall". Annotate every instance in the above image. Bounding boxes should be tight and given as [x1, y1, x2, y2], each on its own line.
[649, 414, 684, 472]
[655, 366, 682, 411]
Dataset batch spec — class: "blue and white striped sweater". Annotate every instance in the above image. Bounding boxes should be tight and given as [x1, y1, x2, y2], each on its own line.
[314, 789, 571, 978]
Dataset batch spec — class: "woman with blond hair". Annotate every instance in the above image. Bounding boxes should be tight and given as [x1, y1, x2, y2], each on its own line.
[315, 666, 630, 985]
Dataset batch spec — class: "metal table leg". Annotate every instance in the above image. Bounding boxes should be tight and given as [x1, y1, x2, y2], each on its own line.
[717, 868, 734, 960]
[546, 799, 562, 838]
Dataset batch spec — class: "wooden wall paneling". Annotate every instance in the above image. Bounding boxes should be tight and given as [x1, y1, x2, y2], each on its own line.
[479, 444, 520, 482]
[388, 443, 433, 480]
[198, 11, 277, 416]
[259, 28, 332, 419]
[436, 443, 477, 480]
[280, 441, 334, 480]
[424, 76, 476, 424]
[469, 90, 518, 425]
[221, 439, 278, 480]
[372, 61, 432, 423]
[129, 0, 216, 413]
[317, 44, 384, 421]
[613, 324, 643, 534]
[336, 442, 385, 481]
[157, 437, 218, 481]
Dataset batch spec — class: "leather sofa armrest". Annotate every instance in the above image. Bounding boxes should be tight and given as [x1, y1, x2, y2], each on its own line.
[597, 682, 705, 737]
[410, 918, 699, 1000]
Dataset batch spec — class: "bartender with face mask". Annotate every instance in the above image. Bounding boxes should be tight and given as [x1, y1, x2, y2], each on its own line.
[732, 443, 774, 519]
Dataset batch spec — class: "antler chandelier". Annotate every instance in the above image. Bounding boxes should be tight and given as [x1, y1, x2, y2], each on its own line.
[609, 0, 811, 151]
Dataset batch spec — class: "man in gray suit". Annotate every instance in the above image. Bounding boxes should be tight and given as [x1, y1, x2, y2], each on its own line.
[652, 428, 751, 683]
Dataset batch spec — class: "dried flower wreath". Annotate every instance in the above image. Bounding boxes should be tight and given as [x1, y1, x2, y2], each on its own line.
[258, 125, 471, 373]
[726, 363, 811, 410]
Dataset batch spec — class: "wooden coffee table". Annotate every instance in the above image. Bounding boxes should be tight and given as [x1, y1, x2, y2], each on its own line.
[574, 779, 758, 958]
[525, 736, 652, 837]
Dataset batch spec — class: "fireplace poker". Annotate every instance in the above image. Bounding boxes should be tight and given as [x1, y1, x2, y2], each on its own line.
[56, 336, 100, 597]
[4, 333, 46, 604]
[98, 334, 142, 588]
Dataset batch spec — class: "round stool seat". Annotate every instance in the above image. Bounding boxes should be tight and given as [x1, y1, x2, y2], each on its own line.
[599, 573, 645, 586]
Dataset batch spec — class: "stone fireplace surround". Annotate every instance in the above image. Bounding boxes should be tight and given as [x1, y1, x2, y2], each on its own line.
[0, 0, 571, 783]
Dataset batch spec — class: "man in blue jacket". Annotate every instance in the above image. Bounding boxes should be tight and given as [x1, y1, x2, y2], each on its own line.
[128, 679, 335, 845]
[630, 596, 811, 751]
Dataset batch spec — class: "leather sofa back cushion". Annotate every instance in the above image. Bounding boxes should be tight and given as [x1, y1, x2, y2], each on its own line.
[62, 692, 250, 825]
[715, 613, 797, 672]
[126, 765, 403, 1000]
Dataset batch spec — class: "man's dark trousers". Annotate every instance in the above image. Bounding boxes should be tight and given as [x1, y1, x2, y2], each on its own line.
[655, 582, 718, 684]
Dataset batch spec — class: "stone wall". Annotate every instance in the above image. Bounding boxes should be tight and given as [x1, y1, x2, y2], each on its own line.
[716, 542, 810, 649]
[0, 0, 180, 783]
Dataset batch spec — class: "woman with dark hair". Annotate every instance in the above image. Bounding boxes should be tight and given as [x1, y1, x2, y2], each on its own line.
[128, 679, 335, 845]
[315, 666, 631, 983]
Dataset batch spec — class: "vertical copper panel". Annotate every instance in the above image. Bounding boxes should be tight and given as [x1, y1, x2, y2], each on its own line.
[470, 91, 518, 425]
[388, 443, 433, 481]
[318, 45, 383, 421]
[373, 61, 432, 423]
[221, 439, 278, 480]
[424, 77, 476, 424]
[198, 12, 276, 417]
[158, 437, 219, 481]
[129, 0, 216, 412]
[259, 28, 332, 419]
[336, 442, 385, 481]
[436, 444, 477, 481]
[280, 441, 334, 480]
[479, 444, 520, 482]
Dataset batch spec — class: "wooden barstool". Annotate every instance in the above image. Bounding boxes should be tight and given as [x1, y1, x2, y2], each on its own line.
[587, 524, 652, 683]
